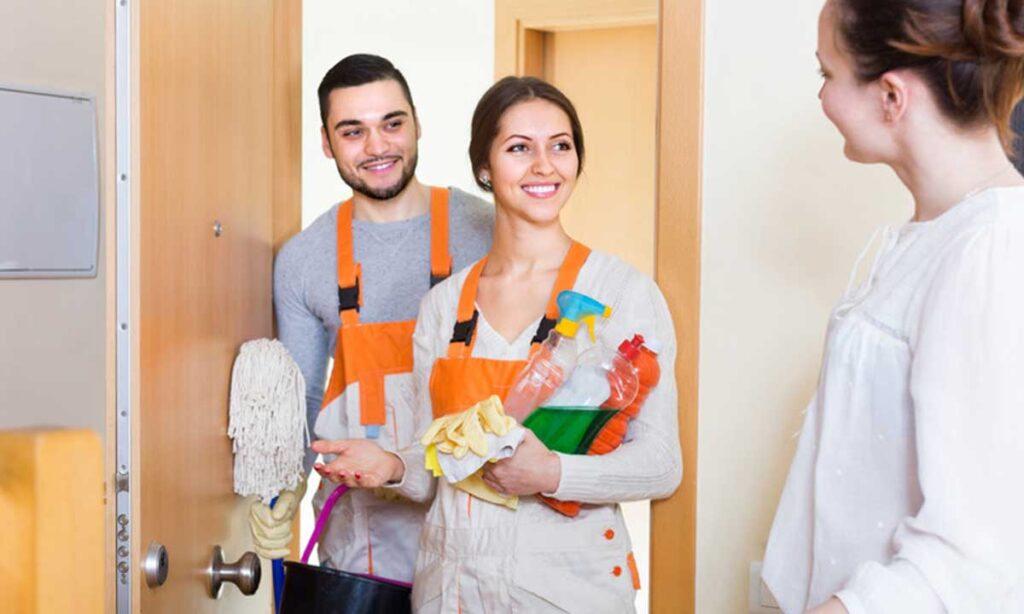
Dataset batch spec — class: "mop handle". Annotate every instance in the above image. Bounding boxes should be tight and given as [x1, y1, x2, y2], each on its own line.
[300, 484, 348, 564]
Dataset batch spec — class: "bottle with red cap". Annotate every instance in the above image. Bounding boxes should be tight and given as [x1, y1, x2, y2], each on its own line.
[538, 334, 661, 518]
[587, 335, 661, 455]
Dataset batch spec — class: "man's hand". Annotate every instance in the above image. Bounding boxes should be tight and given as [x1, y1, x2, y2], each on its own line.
[248, 477, 306, 559]
[311, 438, 404, 488]
[481, 429, 561, 496]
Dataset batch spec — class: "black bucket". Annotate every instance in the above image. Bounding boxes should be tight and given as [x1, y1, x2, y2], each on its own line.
[280, 561, 411, 614]
[279, 485, 412, 614]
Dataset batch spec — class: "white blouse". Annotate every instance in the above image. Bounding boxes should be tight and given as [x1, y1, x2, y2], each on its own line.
[763, 188, 1024, 613]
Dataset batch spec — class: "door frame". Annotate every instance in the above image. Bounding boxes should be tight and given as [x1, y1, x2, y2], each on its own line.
[494, 1, 703, 612]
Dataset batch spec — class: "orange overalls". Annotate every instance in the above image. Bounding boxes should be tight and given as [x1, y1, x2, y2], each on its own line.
[413, 241, 642, 612]
[312, 187, 451, 581]
[321, 186, 452, 437]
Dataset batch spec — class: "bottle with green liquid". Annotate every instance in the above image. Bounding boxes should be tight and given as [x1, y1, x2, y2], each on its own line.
[519, 291, 639, 454]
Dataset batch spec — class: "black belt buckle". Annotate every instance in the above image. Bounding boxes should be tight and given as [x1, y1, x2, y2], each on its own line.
[530, 317, 556, 345]
[337, 278, 360, 313]
[430, 272, 450, 288]
[450, 310, 480, 346]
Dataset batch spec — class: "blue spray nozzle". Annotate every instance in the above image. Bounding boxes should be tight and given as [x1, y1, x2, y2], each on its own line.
[554, 290, 611, 341]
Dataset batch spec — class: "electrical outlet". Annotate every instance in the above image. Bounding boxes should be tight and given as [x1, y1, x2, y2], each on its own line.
[749, 561, 781, 613]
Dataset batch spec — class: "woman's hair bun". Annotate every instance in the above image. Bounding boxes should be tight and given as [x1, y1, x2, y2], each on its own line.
[836, 0, 1024, 152]
[895, 0, 1024, 62]
[959, 0, 1024, 60]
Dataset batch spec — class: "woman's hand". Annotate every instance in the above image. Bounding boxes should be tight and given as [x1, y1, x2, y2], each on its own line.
[806, 597, 848, 614]
[311, 439, 404, 489]
[481, 429, 561, 496]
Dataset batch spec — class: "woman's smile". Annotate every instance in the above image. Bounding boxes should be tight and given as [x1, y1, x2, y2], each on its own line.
[521, 182, 560, 199]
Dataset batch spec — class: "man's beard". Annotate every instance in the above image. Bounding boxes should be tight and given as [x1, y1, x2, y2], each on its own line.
[338, 150, 419, 201]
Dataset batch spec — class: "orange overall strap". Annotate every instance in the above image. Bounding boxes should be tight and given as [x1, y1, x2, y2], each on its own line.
[528, 241, 592, 350]
[446, 257, 487, 360]
[335, 199, 361, 327]
[446, 241, 592, 360]
[429, 187, 453, 286]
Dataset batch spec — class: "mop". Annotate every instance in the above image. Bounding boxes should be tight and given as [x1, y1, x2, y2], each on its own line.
[228, 338, 309, 612]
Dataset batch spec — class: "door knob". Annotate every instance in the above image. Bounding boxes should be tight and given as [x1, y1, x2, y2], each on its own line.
[207, 546, 261, 598]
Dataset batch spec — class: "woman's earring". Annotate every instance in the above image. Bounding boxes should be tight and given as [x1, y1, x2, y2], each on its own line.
[479, 173, 492, 189]
[884, 112, 893, 122]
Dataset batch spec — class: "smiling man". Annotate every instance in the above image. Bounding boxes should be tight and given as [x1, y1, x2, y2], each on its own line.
[262, 54, 493, 582]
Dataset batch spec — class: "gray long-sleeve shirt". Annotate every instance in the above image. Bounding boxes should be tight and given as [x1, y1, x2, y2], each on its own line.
[273, 187, 494, 471]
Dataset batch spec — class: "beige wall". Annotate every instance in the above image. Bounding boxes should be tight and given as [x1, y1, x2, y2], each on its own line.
[0, 0, 108, 440]
[696, 1, 908, 612]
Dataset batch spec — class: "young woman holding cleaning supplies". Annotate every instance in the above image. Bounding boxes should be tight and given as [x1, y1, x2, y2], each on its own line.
[763, 1, 1024, 612]
[312, 76, 682, 612]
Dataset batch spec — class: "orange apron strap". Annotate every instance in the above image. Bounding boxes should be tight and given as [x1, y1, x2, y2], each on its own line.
[447, 257, 487, 359]
[358, 372, 386, 430]
[528, 241, 592, 349]
[445, 241, 591, 359]
[429, 187, 453, 286]
[336, 199, 361, 327]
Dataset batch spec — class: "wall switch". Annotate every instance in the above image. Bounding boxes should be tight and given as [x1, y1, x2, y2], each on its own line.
[749, 561, 781, 613]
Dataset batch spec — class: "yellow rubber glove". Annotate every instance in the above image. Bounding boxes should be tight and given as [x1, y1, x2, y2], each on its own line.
[421, 397, 521, 509]
[421, 396, 512, 460]
[248, 477, 306, 559]
[455, 472, 518, 510]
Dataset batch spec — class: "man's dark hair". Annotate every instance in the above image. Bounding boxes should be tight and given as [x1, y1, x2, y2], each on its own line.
[317, 54, 416, 128]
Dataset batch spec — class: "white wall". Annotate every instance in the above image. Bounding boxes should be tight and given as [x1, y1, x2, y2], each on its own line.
[696, 1, 909, 612]
[0, 0, 108, 439]
[302, 0, 495, 225]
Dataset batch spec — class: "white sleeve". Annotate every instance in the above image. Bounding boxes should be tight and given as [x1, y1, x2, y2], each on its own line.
[841, 223, 1024, 612]
[382, 285, 446, 503]
[551, 273, 683, 503]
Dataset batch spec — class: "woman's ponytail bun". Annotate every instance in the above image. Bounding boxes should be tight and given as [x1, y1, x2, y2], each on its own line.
[835, 0, 1024, 151]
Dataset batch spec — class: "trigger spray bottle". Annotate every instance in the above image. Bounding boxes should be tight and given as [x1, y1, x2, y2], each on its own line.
[502, 290, 611, 421]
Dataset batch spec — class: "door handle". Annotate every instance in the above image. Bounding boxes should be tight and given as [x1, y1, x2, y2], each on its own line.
[207, 546, 261, 598]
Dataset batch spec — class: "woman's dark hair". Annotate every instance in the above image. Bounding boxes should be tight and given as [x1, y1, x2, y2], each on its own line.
[469, 76, 585, 192]
[317, 54, 415, 128]
[832, 0, 1024, 151]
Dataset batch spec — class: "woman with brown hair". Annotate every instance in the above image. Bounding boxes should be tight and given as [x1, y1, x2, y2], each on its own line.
[763, 1, 1024, 612]
[312, 76, 681, 612]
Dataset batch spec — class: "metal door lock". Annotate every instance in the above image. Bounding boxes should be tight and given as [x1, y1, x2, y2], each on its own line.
[143, 542, 169, 588]
[207, 546, 260, 598]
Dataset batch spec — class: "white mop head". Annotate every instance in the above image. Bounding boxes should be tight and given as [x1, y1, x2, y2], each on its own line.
[228, 338, 310, 504]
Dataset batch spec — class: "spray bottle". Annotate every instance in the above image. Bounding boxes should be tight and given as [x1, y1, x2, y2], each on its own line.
[534, 334, 640, 455]
[503, 290, 612, 422]
[540, 335, 660, 518]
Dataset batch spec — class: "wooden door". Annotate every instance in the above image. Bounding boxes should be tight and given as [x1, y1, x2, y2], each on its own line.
[540, 25, 658, 276]
[134, 0, 300, 611]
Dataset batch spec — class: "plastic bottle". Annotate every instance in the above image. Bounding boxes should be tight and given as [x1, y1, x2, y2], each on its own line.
[503, 290, 612, 421]
[522, 325, 641, 456]
[537, 342, 638, 454]
[539, 335, 662, 518]
[587, 335, 661, 455]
